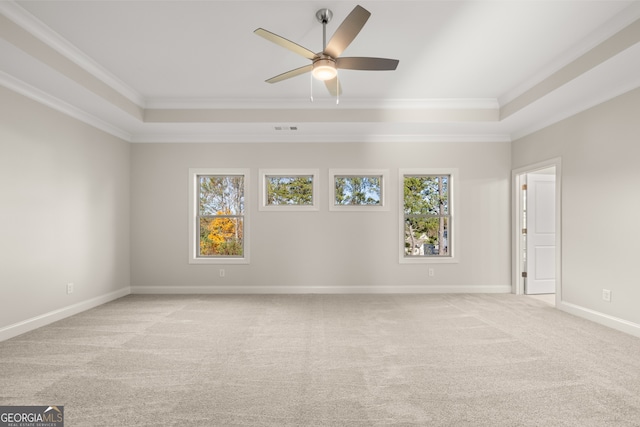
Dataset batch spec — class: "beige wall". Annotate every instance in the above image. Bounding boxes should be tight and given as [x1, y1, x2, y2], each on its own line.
[513, 87, 640, 327]
[131, 141, 512, 292]
[3, 79, 639, 339]
[0, 87, 130, 336]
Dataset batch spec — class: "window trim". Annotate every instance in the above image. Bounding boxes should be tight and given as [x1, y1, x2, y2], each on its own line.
[329, 169, 389, 211]
[189, 168, 250, 264]
[258, 169, 319, 211]
[399, 168, 459, 264]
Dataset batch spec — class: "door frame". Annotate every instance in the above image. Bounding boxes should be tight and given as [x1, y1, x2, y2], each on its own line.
[511, 158, 562, 305]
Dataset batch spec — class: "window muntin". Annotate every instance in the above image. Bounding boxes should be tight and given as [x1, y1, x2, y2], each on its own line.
[329, 169, 389, 211]
[259, 169, 319, 211]
[400, 170, 456, 263]
[198, 175, 244, 257]
[189, 169, 249, 264]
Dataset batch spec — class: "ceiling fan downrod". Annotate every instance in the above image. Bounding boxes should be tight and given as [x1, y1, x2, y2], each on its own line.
[315, 8, 333, 51]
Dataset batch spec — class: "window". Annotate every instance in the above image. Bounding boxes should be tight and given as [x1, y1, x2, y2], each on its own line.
[189, 169, 249, 264]
[259, 169, 319, 211]
[400, 169, 457, 263]
[329, 169, 389, 211]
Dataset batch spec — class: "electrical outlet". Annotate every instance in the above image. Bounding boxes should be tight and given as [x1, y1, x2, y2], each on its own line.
[602, 289, 611, 302]
[219, 269, 225, 278]
[428, 268, 434, 277]
[66, 283, 74, 294]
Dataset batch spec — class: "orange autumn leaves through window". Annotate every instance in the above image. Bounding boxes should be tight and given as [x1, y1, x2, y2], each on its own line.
[199, 210, 243, 256]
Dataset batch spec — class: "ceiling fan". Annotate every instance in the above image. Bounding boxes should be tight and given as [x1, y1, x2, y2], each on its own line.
[254, 5, 399, 96]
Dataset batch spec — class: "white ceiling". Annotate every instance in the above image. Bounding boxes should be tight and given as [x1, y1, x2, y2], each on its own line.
[1, 0, 640, 143]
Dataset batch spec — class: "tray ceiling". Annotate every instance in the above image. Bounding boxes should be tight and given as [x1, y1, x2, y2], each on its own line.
[1, 1, 640, 143]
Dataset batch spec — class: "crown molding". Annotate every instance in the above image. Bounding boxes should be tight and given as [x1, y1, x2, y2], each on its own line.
[499, 2, 640, 106]
[511, 74, 640, 141]
[143, 106, 499, 124]
[0, 0, 146, 108]
[1, 69, 508, 144]
[144, 97, 500, 110]
[130, 132, 511, 144]
[500, 16, 640, 120]
[0, 71, 132, 141]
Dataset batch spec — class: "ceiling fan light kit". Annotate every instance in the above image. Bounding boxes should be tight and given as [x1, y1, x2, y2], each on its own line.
[312, 57, 337, 81]
[254, 5, 399, 96]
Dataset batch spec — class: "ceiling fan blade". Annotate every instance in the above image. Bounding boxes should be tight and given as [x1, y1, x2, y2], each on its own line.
[254, 28, 316, 60]
[336, 57, 399, 71]
[324, 5, 371, 58]
[265, 64, 313, 83]
[324, 76, 342, 97]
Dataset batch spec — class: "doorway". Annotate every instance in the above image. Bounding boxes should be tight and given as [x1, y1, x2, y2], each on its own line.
[512, 159, 562, 306]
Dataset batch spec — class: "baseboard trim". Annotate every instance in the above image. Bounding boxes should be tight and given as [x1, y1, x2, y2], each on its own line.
[0, 286, 131, 342]
[559, 301, 640, 338]
[131, 285, 511, 294]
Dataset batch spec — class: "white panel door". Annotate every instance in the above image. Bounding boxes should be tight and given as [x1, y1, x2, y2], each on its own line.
[526, 173, 556, 294]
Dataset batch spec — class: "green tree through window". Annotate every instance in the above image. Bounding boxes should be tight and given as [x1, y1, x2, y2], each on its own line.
[403, 175, 450, 257]
[334, 176, 381, 205]
[266, 176, 313, 205]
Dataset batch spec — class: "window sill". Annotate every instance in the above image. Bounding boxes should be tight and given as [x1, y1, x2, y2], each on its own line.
[399, 256, 459, 264]
[189, 257, 249, 265]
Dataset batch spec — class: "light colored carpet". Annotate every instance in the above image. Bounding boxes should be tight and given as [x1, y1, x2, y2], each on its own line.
[526, 293, 556, 306]
[1, 294, 639, 426]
